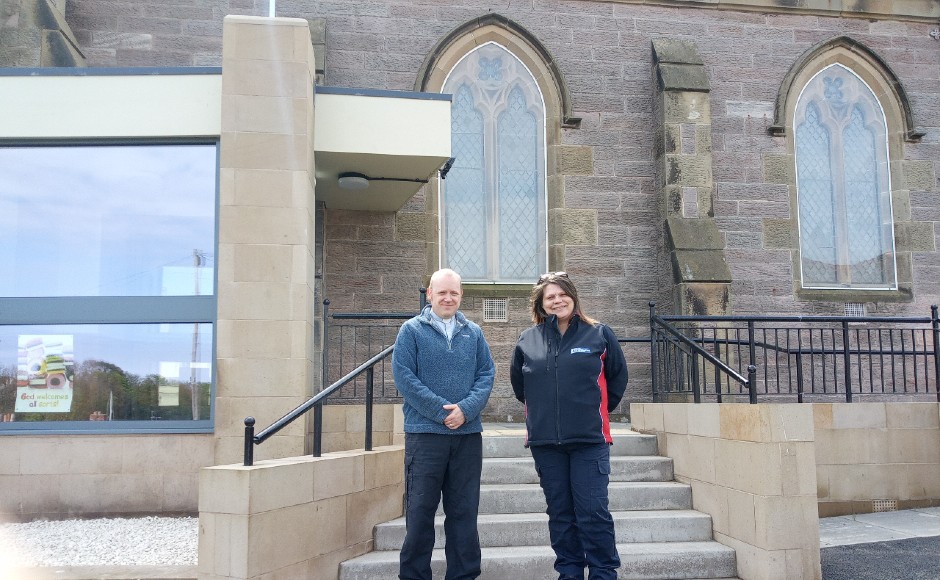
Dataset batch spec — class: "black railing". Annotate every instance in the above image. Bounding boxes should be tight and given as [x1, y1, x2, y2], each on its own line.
[244, 295, 940, 464]
[243, 345, 393, 466]
[650, 302, 757, 403]
[650, 302, 940, 404]
[243, 290, 427, 466]
[321, 289, 427, 404]
[321, 308, 409, 405]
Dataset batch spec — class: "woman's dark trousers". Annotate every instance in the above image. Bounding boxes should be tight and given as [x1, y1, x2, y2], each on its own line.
[531, 442, 620, 580]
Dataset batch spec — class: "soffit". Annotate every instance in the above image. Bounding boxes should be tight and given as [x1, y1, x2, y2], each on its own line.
[313, 88, 452, 212]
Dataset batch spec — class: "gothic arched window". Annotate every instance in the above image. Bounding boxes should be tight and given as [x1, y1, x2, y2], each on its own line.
[441, 42, 547, 283]
[794, 64, 896, 289]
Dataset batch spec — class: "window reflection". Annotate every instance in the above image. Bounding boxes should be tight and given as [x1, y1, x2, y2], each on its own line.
[0, 144, 216, 297]
[0, 324, 212, 423]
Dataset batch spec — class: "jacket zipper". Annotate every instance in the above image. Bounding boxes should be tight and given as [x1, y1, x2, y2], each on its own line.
[448, 319, 465, 350]
[423, 317, 462, 351]
[552, 327, 561, 444]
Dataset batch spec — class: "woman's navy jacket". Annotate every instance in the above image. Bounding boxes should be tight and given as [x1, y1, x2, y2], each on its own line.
[510, 315, 628, 446]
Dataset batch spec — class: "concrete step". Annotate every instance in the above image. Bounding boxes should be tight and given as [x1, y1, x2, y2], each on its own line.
[375, 509, 716, 550]
[339, 541, 738, 580]
[481, 455, 674, 485]
[468, 482, 692, 515]
[482, 430, 658, 458]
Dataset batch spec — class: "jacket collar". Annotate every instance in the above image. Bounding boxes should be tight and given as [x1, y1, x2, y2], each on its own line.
[545, 313, 581, 335]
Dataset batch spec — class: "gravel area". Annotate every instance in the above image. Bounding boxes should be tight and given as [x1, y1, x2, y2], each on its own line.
[0, 517, 197, 567]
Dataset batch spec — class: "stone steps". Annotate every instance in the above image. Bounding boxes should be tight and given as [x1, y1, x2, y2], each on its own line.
[338, 426, 738, 579]
[471, 481, 692, 515]
[375, 510, 716, 549]
[482, 430, 658, 458]
[481, 455, 674, 484]
[340, 542, 738, 580]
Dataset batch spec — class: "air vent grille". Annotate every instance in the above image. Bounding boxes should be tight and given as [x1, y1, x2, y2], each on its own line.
[483, 298, 508, 323]
[844, 303, 866, 317]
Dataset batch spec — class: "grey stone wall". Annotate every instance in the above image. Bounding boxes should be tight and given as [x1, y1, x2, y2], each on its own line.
[56, 0, 940, 417]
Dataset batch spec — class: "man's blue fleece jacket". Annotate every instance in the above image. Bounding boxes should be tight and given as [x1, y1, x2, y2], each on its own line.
[392, 305, 495, 434]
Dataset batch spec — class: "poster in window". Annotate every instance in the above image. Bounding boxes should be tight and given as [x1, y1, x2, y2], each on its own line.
[15, 335, 74, 413]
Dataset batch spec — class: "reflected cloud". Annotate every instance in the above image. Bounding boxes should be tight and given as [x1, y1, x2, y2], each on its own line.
[0, 144, 217, 297]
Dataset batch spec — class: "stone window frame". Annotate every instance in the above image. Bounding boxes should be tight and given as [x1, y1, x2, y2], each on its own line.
[766, 36, 924, 304]
[414, 14, 578, 297]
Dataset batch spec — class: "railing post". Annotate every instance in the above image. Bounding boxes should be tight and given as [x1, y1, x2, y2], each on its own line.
[712, 333, 722, 403]
[746, 320, 757, 371]
[649, 302, 659, 403]
[747, 320, 757, 400]
[796, 351, 804, 404]
[691, 351, 701, 403]
[420, 287, 427, 310]
[365, 366, 374, 451]
[747, 365, 757, 404]
[322, 299, 330, 390]
[315, 298, 329, 458]
[842, 320, 853, 403]
[932, 305, 940, 402]
[243, 417, 255, 466]
[313, 403, 322, 457]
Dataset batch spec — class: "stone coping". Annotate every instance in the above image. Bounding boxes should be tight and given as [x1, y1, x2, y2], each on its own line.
[609, 0, 939, 21]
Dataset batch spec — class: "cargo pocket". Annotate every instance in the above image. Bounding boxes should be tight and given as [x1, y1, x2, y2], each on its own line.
[591, 459, 612, 513]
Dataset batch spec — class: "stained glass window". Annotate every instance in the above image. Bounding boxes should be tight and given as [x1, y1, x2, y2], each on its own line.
[441, 42, 546, 283]
[794, 64, 896, 289]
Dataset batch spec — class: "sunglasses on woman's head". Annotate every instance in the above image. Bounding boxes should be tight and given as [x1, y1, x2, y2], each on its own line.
[537, 271, 568, 283]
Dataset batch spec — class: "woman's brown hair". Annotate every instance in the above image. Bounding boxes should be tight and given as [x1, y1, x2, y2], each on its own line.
[529, 272, 597, 326]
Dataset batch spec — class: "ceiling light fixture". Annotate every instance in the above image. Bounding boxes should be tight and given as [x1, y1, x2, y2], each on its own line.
[337, 172, 432, 190]
[337, 172, 370, 190]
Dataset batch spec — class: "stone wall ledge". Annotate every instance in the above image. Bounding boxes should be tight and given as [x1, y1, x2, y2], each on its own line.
[610, 0, 940, 21]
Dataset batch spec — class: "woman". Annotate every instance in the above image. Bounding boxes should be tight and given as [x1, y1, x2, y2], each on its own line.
[510, 272, 628, 580]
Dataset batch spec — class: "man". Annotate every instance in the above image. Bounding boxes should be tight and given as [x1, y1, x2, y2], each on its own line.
[392, 268, 495, 580]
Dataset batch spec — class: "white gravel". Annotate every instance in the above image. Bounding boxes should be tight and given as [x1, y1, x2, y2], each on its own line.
[0, 516, 197, 567]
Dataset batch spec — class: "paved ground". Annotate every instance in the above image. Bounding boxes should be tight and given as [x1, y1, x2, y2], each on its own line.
[819, 507, 940, 548]
[2, 428, 936, 580]
[819, 507, 940, 580]
[3, 507, 938, 579]
[822, 535, 940, 580]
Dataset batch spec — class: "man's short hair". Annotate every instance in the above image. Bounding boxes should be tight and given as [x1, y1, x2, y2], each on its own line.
[428, 268, 462, 291]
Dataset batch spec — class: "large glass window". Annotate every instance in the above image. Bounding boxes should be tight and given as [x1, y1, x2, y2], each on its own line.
[0, 145, 216, 297]
[441, 42, 547, 283]
[0, 143, 217, 432]
[794, 64, 896, 289]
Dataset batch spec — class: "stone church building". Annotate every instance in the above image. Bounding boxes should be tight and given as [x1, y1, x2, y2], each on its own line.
[0, 0, 938, 519]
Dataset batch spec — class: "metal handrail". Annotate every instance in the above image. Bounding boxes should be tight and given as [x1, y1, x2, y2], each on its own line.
[660, 334, 927, 359]
[243, 344, 394, 466]
[649, 303, 940, 404]
[242, 289, 429, 466]
[660, 313, 933, 324]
